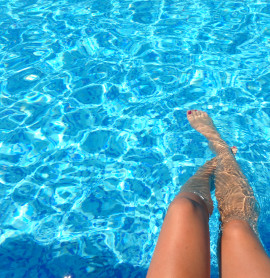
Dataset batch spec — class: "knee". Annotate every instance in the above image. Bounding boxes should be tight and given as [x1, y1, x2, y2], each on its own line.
[222, 219, 253, 239]
[168, 195, 207, 219]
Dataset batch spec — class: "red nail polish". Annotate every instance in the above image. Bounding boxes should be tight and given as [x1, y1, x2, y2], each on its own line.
[188, 110, 192, 114]
[195, 110, 197, 111]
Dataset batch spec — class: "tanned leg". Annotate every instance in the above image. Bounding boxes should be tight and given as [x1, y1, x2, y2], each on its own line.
[147, 193, 211, 278]
[147, 152, 224, 278]
[187, 110, 270, 278]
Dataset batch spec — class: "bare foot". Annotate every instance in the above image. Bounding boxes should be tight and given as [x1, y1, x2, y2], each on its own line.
[187, 110, 221, 140]
[187, 110, 229, 153]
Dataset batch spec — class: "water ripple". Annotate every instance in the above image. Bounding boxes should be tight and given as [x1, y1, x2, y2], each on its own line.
[0, 0, 270, 277]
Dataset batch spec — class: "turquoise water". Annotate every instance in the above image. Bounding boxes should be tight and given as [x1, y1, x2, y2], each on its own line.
[0, 0, 270, 277]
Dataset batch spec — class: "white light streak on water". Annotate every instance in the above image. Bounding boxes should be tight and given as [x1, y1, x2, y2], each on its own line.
[24, 74, 39, 81]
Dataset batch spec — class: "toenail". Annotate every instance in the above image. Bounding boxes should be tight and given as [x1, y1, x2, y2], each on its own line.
[188, 110, 192, 114]
[195, 110, 197, 111]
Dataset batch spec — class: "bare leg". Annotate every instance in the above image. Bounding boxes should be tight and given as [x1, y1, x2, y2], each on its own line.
[180, 147, 237, 216]
[147, 192, 210, 278]
[187, 110, 270, 278]
[147, 150, 235, 278]
[221, 220, 270, 278]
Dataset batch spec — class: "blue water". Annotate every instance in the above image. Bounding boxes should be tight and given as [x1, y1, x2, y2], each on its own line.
[0, 0, 270, 277]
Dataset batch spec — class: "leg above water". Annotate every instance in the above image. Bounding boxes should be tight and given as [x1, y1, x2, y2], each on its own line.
[147, 192, 210, 278]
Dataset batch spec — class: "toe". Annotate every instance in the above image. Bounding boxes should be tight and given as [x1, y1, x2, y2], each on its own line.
[193, 110, 199, 117]
[187, 111, 194, 121]
[231, 146, 238, 155]
[192, 110, 198, 118]
[196, 110, 204, 117]
[202, 111, 208, 117]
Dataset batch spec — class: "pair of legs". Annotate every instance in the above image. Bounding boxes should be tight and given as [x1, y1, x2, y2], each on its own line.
[147, 110, 270, 278]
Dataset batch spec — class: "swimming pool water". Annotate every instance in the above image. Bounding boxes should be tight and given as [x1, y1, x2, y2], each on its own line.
[0, 0, 270, 277]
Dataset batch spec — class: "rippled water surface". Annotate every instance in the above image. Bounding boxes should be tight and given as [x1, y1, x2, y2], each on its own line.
[0, 0, 270, 277]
